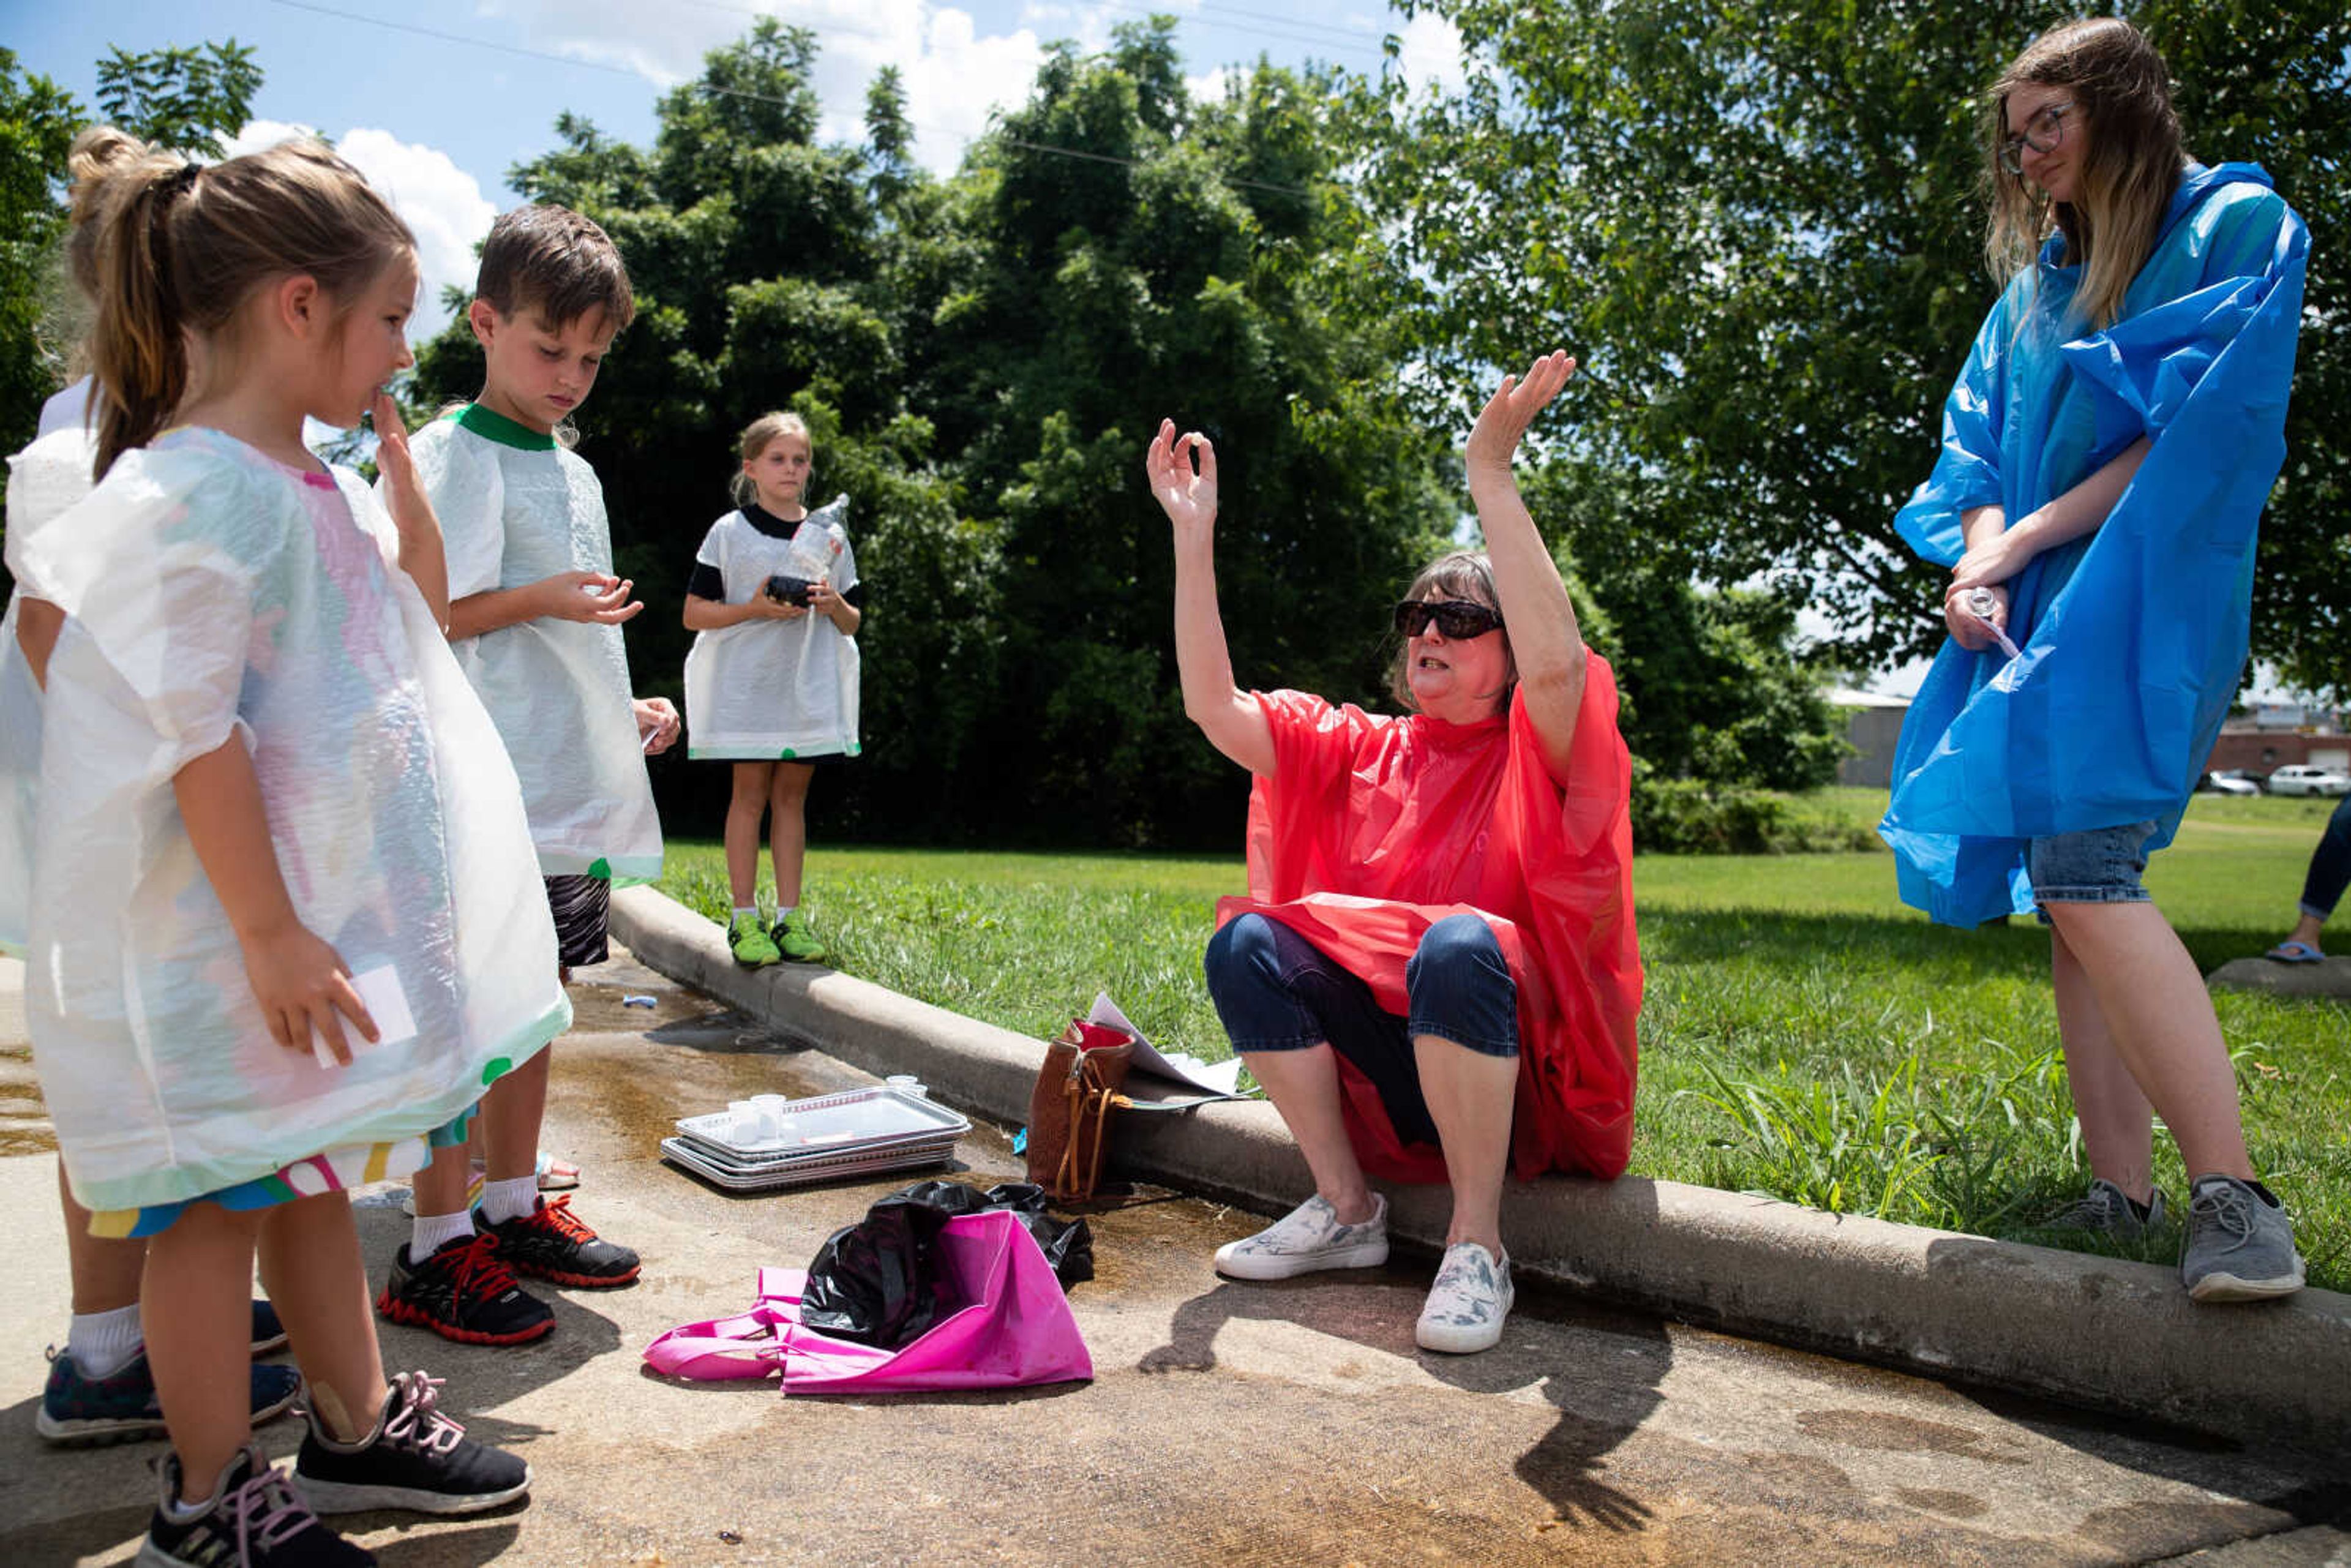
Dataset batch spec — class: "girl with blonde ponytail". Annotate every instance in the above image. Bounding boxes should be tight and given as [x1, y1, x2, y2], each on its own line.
[7, 129, 549, 1561]
[1883, 19, 2312, 1304]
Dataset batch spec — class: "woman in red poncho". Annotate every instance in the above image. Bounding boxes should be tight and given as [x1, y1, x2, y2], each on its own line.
[1147, 351, 1641, 1355]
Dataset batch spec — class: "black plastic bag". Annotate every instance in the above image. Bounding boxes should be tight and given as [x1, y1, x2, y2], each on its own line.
[799, 1181, 1094, 1349]
[890, 1180, 1093, 1289]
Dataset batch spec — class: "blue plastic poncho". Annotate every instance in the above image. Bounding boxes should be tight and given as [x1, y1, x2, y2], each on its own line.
[1881, 163, 2308, 926]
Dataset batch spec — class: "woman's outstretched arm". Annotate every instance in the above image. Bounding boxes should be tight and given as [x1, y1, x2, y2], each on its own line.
[1149, 419, 1275, 777]
[1464, 351, 1589, 784]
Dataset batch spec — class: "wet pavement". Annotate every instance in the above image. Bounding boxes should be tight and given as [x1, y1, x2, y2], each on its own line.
[1, 950, 2346, 1566]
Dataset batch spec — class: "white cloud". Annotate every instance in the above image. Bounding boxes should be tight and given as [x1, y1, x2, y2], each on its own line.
[487, 1, 1069, 174]
[1186, 65, 1238, 108]
[1393, 9, 1468, 98]
[223, 121, 496, 338]
[335, 129, 499, 334]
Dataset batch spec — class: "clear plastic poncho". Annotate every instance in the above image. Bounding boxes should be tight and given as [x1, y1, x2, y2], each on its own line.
[15, 427, 570, 1213]
[407, 405, 663, 880]
[0, 426, 97, 956]
[1881, 164, 2309, 926]
[682, 496, 861, 759]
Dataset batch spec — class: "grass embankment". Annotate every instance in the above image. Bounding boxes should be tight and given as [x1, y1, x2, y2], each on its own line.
[659, 788, 2350, 1291]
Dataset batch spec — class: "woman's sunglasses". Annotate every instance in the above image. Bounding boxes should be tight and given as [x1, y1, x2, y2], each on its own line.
[1392, 599, 1504, 640]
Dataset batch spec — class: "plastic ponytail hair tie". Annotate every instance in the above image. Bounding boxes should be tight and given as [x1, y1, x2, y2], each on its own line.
[157, 162, 200, 200]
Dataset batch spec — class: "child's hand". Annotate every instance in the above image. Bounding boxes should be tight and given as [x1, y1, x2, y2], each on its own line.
[371, 392, 435, 539]
[241, 923, 378, 1067]
[804, 580, 841, 618]
[634, 696, 681, 754]
[1466, 351, 1577, 476]
[1147, 419, 1219, 534]
[539, 571, 644, 625]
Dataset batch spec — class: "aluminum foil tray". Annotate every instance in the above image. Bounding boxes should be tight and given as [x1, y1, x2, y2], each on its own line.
[674, 1084, 970, 1165]
[659, 1135, 956, 1193]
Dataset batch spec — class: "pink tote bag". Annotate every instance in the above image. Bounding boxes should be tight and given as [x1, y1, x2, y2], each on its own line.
[643, 1208, 1092, 1394]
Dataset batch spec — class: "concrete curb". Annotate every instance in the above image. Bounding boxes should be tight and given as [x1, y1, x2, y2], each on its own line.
[613, 885, 2351, 1457]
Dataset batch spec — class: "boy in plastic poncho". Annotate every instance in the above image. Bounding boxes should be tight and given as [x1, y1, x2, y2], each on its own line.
[378, 205, 681, 1346]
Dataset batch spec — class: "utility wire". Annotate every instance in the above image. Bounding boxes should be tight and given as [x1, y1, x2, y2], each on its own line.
[261, 0, 1323, 197]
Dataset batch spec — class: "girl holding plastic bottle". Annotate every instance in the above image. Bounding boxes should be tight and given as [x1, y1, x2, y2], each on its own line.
[681, 411, 863, 967]
[1881, 18, 2308, 1300]
[13, 129, 560, 1560]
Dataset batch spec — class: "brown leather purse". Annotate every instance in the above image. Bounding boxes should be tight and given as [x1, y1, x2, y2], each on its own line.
[1024, 1019, 1135, 1202]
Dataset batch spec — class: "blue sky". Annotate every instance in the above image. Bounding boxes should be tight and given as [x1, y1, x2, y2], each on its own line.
[13, 1, 1466, 338]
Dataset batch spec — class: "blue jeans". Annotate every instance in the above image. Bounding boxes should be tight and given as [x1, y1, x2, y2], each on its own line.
[2300, 797, 2351, 921]
[1202, 912, 1516, 1148]
[2028, 820, 2157, 924]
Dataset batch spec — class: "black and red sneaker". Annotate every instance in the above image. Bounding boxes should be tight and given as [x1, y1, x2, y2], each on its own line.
[376, 1232, 555, 1346]
[476, 1196, 640, 1288]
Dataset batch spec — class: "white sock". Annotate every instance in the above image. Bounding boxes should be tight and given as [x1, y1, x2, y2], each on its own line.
[776, 904, 797, 926]
[66, 1302, 143, 1377]
[481, 1174, 541, 1226]
[411, 1209, 475, 1259]
[732, 906, 759, 923]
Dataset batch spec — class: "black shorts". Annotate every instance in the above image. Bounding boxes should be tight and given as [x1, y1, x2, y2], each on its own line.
[545, 874, 612, 970]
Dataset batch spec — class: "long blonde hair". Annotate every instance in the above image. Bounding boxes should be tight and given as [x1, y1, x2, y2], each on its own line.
[71, 126, 416, 478]
[1982, 17, 2184, 330]
[731, 410, 812, 508]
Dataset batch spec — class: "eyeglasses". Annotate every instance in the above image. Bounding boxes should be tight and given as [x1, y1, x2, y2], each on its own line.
[1392, 599, 1504, 640]
[1999, 100, 2075, 176]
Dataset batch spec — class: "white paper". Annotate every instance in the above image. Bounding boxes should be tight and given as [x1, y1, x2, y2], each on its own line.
[1086, 991, 1251, 1098]
[313, 962, 419, 1069]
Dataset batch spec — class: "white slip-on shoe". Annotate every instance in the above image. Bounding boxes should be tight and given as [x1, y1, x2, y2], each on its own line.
[1213, 1193, 1389, 1281]
[1415, 1240, 1513, 1354]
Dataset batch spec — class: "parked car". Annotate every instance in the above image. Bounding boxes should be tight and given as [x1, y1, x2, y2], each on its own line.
[2199, 770, 2261, 796]
[2264, 763, 2351, 798]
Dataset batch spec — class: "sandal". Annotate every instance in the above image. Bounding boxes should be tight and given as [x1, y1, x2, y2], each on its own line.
[402, 1150, 579, 1217]
[470, 1149, 581, 1191]
[2263, 940, 2325, 964]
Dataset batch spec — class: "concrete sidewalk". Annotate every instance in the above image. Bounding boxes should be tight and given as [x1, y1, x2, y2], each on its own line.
[610, 887, 2351, 1461]
[4, 950, 2349, 1565]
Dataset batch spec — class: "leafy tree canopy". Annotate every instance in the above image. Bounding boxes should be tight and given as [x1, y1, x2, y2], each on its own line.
[1363, 1, 2350, 696]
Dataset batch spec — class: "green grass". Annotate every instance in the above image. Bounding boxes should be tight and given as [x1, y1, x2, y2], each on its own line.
[659, 790, 2351, 1291]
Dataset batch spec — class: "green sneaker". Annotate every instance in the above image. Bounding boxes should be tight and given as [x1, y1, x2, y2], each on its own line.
[729, 913, 781, 967]
[771, 917, 828, 963]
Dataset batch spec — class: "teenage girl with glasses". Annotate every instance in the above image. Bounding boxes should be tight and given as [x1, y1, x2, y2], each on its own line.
[1881, 18, 2309, 1300]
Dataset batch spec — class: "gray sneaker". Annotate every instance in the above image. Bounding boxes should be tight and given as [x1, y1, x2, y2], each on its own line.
[1213, 1194, 1389, 1280]
[2180, 1176, 2304, 1302]
[2039, 1178, 2170, 1240]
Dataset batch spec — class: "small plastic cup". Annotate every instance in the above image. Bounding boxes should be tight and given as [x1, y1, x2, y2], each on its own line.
[886, 1075, 928, 1099]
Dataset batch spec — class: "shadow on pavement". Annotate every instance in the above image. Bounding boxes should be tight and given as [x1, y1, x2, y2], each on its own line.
[1136, 1271, 1670, 1534]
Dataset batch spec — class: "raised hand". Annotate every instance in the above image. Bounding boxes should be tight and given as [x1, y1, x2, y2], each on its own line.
[372, 391, 431, 539]
[1466, 350, 1578, 475]
[1146, 419, 1220, 533]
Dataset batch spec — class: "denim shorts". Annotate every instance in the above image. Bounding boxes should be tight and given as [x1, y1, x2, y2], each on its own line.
[2027, 819, 2158, 921]
[1202, 912, 1518, 1148]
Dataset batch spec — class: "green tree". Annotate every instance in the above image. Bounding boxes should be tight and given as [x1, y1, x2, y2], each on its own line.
[1363, 2, 2350, 692]
[416, 18, 1455, 847]
[0, 49, 80, 479]
[95, 39, 260, 156]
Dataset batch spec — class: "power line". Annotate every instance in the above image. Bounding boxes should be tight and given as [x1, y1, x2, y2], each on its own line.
[260, 0, 1322, 197]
